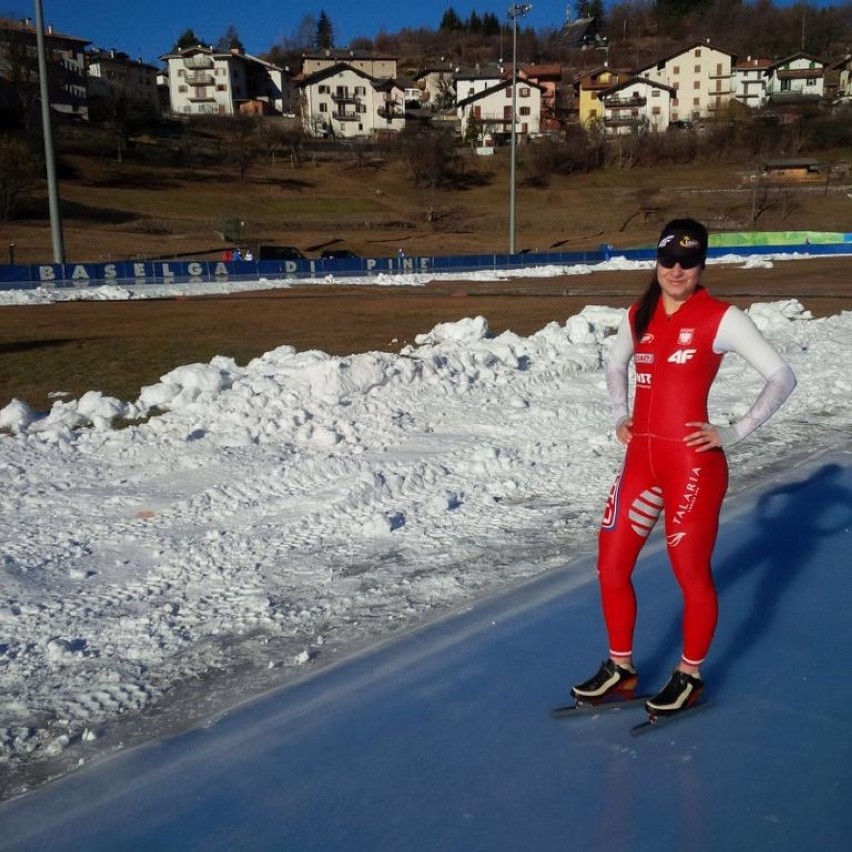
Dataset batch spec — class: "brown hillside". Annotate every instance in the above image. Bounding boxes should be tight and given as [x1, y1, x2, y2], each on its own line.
[5, 123, 852, 266]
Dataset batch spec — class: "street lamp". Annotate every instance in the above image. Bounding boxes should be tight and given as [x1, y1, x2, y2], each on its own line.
[34, 0, 64, 263]
[507, 3, 532, 255]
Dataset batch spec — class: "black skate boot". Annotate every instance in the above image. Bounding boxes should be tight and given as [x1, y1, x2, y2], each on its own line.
[571, 659, 638, 703]
[646, 670, 704, 717]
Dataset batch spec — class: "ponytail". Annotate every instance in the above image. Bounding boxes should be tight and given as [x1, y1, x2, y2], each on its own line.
[632, 275, 661, 342]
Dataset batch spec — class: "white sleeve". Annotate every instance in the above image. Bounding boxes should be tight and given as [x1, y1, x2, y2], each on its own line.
[605, 314, 634, 428]
[713, 306, 797, 446]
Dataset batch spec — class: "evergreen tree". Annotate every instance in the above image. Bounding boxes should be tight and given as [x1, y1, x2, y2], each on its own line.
[215, 25, 244, 52]
[175, 28, 203, 50]
[315, 11, 335, 50]
[576, 0, 605, 19]
[439, 8, 464, 31]
[468, 10, 482, 32]
[482, 12, 501, 36]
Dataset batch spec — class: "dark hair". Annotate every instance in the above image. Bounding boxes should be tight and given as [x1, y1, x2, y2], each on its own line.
[633, 217, 707, 340]
[632, 276, 661, 342]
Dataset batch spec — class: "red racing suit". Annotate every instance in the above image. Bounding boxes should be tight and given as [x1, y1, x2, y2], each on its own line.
[598, 287, 732, 666]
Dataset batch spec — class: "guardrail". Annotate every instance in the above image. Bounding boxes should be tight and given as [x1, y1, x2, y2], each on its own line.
[0, 241, 850, 292]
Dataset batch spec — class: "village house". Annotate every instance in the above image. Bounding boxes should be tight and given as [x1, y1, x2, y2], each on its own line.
[765, 52, 826, 102]
[0, 16, 89, 118]
[823, 54, 852, 100]
[86, 49, 159, 111]
[299, 62, 405, 139]
[573, 65, 629, 127]
[413, 62, 456, 110]
[636, 40, 736, 122]
[453, 64, 505, 104]
[518, 62, 562, 132]
[456, 75, 544, 144]
[301, 49, 397, 80]
[598, 76, 675, 135]
[161, 45, 294, 116]
[732, 56, 773, 109]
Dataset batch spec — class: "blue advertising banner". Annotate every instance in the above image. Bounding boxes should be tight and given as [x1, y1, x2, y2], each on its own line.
[0, 240, 849, 291]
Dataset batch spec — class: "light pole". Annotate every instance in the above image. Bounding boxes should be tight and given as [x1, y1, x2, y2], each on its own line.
[34, 0, 65, 263]
[507, 3, 531, 255]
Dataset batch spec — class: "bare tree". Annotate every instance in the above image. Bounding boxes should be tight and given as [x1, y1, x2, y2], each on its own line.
[0, 133, 37, 219]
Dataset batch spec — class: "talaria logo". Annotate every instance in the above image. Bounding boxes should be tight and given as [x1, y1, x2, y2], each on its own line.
[667, 532, 687, 547]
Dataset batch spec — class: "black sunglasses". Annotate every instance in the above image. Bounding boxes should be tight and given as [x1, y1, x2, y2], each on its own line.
[657, 255, 703, 270]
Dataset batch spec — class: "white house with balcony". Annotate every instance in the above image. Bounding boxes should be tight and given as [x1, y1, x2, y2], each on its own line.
[765, 52, 825, 101]
[636, 40, 736, 122]
[299, 62, 405, 139]
[732, 56, 772, 109]
[161, 45, 293, 116]
[598, 77, 675, 135]
[456, 76, 543, 142]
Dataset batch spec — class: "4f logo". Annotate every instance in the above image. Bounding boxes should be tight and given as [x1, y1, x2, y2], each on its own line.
[668, 349, 696, 364]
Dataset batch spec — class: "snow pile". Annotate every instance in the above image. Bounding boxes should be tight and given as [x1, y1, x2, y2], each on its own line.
[0, 293, 849, 794]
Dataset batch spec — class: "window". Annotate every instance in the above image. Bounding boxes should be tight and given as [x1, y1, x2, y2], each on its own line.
[519, 106, 530, 116]
[178, 84, 187, 93]
[318, 84, 330, 93]
[319, 102, 328, 112]
[652, 106, 660, 115]
[694, 80, 701, 89]
[216, 84, 226, 91]
[807, 77, 817, 86]
[520, 87, 530, 97]
[673, 65, 680, 75]
[694, 49, 702, 57]
[652, 90, 660, 98]
[355, 86, 366, 95]
[693, 97, 700, 106]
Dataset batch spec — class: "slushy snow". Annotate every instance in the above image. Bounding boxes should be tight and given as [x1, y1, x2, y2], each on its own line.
[1, 256, 850, 795]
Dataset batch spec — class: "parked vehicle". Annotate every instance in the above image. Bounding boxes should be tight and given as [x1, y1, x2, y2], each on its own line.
[256, 245, 307, 261]
[320, 249, 360, 260]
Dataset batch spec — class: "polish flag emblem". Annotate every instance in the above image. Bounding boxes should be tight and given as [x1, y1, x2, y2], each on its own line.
[678, 328, 694, 345]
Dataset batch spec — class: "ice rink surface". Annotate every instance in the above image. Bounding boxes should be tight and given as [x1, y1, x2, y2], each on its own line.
[2, 444, 850, 852]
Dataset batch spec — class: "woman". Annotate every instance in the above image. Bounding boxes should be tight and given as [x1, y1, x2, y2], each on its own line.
[572, 218, 797, 716]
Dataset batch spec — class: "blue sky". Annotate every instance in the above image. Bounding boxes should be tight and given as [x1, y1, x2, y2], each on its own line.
[32, 1, 525, 65]
[20, 1, 839, 67]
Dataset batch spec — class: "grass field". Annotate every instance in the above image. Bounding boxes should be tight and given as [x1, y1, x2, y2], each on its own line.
[2, 133, 850, 412]
[2, 258, 850, 412]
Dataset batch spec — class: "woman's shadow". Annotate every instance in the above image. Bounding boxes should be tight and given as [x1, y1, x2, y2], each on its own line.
[642, 462, 852, 691]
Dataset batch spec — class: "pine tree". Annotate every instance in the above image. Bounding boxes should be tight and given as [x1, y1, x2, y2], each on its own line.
[215, 25, 244, 52]
[315, 11, 335, 50]
[439, 8, 464, 31]
[175, 28, 203, 50]
[482, 12, 501, 36]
